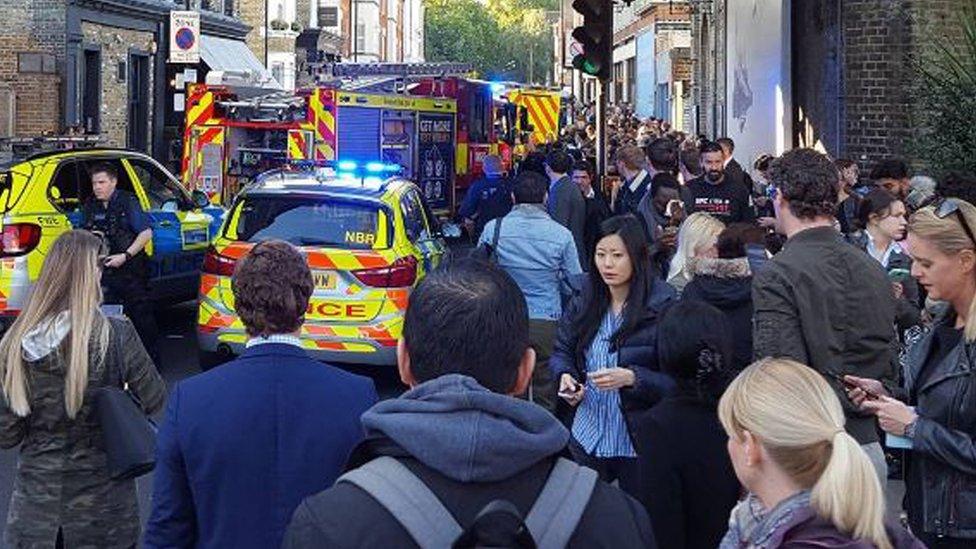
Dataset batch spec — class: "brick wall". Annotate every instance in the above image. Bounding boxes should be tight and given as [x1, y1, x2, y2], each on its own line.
[239, 0, 267, 62]
[81, 22, 155, 148]
[841, 0, 965, 166]
[0, 0, 66, 136]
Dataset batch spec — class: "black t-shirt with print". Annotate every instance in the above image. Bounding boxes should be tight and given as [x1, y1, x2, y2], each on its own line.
[684, 176, 755, 223]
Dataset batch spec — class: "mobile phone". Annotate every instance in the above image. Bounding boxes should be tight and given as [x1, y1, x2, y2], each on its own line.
[888, 268, 911, 283]
[827, 372, 880, 400]
[100, 304, 124, 317]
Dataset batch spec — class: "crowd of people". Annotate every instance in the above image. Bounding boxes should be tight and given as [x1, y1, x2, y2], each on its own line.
[1, 111, 976, 548]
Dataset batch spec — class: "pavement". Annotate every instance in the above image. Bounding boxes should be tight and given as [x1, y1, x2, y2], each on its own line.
[0, 300, 909, 545]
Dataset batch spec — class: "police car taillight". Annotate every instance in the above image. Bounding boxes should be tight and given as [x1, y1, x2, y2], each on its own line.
[0, 223, 42, 258]
[352, 256, 417, 288]
[202, 246, 237, 276]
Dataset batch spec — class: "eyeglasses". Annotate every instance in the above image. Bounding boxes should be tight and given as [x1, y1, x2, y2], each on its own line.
[934, 197, 976, 246]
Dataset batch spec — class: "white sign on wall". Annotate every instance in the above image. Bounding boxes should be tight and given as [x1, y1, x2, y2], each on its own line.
[169, 11, 201, 64]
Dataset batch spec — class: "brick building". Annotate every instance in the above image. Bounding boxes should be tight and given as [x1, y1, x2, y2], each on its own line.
[0, 0, 256, 168]
[688, 0, 970, 170]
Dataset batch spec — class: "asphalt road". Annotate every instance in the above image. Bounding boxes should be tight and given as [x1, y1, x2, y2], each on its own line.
[0, 301, 405, 544]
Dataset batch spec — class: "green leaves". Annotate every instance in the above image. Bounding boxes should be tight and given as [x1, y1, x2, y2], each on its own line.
[423, 0, 556, 84]
[910, 6, 976, 176]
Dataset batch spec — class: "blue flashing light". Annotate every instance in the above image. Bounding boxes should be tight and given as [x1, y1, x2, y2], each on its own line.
[337, 160, 358, 172]
[490, 82, 506, 94]
[365, 162, 387, 173]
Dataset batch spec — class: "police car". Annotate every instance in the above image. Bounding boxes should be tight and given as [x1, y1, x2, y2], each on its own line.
[197, 161, 447, 367]
[0, 148, 222, 325]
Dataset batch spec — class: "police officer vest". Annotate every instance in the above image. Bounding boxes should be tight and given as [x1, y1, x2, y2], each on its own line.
[82, 191, 147, 276]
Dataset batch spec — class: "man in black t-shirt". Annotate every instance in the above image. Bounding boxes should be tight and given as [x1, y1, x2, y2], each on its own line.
[684, 141, 755, 224]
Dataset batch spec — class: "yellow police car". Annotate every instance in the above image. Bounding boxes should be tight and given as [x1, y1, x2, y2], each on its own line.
[0, 148, 220, 326]
[196, 162, 447, 367]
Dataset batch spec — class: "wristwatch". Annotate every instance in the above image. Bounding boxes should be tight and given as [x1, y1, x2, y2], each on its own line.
[123, 251, 133, 261]
[905, 418, 919, 439]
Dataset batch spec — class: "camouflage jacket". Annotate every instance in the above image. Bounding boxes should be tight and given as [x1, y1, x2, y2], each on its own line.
[0, 316, 166, 548]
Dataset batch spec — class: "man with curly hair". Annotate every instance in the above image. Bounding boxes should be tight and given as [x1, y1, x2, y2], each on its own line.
[753, 148, 896, 486]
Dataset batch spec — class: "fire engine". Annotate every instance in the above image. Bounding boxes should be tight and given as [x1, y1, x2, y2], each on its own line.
[181, 82, 458, 214]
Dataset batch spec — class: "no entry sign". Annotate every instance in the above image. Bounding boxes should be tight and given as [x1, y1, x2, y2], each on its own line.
[170, 11, 200, 64]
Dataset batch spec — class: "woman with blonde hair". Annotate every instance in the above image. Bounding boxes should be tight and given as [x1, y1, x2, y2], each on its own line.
[0, 230, 166, 548]
[719, 359, 922, 549]
[666, 212, 724, 294]
[847, 198, 976, 547]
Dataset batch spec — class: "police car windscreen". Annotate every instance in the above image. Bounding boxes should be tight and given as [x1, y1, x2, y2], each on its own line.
[234, 196, 389, 250]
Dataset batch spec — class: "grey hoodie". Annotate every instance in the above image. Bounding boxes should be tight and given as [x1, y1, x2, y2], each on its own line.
[360, 374, 570, 483]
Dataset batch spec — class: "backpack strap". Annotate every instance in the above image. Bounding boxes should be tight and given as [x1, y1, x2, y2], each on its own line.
[488, 215, 504, 263]
[524, 457, 599, 549]
[337, 456, 463, 549]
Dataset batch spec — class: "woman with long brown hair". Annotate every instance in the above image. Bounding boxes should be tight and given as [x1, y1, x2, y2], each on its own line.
[0, 230, 165, 548]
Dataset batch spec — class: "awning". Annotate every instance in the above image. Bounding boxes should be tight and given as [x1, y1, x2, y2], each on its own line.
[201, 35, 281, 89]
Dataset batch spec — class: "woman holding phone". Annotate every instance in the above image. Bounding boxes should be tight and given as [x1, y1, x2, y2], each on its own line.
[847, 198, 976, 547]
[550, 215, 676, 493]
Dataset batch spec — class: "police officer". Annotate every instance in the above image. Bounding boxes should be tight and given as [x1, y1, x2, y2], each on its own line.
[81, 163, 158, 360]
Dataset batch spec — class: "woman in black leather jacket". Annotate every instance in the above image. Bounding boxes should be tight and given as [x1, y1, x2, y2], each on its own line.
[847, 199, 976, 547]
[550, 215, 675, 493]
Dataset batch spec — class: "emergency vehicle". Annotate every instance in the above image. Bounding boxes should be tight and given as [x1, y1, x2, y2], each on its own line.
[197, 162, 446, 367]
[0, 141, 222, 327]
[496, 86, 564, 157]
[181, 83, 458, 214]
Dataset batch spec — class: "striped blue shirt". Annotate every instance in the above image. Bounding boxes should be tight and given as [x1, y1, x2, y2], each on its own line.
[571, 310, 637, 458]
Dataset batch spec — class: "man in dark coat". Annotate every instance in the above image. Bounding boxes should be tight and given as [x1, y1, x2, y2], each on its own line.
[145, 241, 377, 549]
[752, 148, 896, 485]
[283, 261, 655, 549]
[571, 160, 610, 264]
[545, 150, 587, 266]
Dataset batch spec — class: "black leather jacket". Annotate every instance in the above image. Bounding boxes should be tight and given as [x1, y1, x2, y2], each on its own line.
[903, 313, 976, 538]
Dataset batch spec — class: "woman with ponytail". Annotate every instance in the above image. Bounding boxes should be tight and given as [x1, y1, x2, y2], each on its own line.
[847, 198, 976, 547]
[0, 231, 166, 548]
[719, 359, 922, 548]
[632, 300, 740, 549]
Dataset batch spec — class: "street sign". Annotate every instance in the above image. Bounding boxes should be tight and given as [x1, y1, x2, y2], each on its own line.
[169, 11, 200, 64]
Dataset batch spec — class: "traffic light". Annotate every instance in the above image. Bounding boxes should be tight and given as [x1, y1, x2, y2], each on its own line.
[572, 0, 613, 81]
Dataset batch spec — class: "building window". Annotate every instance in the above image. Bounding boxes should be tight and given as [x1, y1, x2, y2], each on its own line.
[356, 23, 366, 53]
[224, 0, 234, 16]
[626, 57, 636, 103]
[18, 53, 56, 74]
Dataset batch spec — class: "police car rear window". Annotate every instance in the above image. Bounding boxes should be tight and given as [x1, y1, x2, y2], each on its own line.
[232, 196, 389, 250]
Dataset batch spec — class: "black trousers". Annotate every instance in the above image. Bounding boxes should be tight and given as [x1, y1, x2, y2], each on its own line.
[103, 268, 158, 364]
[569, 437, 641, 498]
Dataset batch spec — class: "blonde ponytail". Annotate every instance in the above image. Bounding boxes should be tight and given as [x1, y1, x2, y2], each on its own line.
[719, 359, 891, 549]
[812, 430, 890, 549]
[909, 201, 976, 342]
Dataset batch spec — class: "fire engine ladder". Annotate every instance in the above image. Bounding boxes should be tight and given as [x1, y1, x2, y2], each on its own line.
[214, 90, 308, 121]
[322, 62, 475, 93]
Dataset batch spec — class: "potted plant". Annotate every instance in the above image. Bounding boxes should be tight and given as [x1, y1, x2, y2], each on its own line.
[270, 19, 288, 31]
[291, 22, 302, 32]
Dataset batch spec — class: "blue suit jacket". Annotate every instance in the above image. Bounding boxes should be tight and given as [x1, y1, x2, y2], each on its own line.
[144, 343, 378, 549]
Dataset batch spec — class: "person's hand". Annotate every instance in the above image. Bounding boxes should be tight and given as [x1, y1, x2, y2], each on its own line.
[862, 396, 918, 436]
[559, 374, 584, 407]
[103, 253, 127, 269]
[843, 375, 890, 409]
[589, 367, 636, 391]
[892, 282, 905, 300]
[758, 217, 777, 228]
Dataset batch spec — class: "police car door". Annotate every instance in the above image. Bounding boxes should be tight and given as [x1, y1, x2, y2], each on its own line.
[124, 157, 210, 302]
[400, 188, 444, 273]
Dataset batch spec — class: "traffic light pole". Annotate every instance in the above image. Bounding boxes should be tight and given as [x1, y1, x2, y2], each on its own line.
[596, 79, 608, 177]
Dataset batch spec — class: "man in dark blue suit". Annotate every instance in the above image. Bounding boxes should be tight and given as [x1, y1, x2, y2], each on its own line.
[145, 240, 377, 549]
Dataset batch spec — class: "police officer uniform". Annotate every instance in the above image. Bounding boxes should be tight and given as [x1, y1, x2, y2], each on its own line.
[81, 189, 158, 359]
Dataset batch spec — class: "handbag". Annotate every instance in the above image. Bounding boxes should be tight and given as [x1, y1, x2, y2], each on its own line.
[91, 321, 157, 480]
[469, 216, 504, 264]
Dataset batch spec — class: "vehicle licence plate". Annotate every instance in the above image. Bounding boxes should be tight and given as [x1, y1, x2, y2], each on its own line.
[312, 271, 337, 290]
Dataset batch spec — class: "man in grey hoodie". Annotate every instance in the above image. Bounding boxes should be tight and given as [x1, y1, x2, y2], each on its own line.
[282, 260, 656, 548]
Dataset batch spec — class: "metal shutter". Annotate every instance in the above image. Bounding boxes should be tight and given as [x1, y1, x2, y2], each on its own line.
[336, 106, 380, 162]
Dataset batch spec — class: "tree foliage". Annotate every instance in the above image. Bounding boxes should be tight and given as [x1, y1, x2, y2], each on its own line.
[910, 7, 976, 177]
[424, 0, 557, 84]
